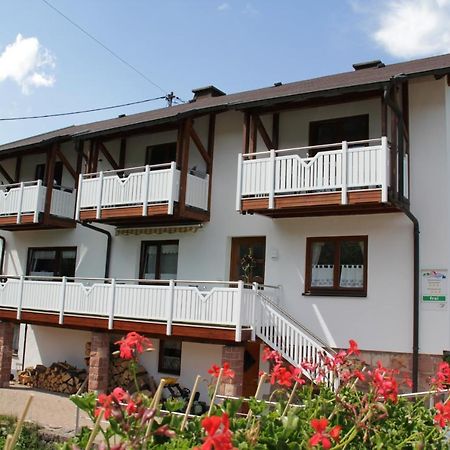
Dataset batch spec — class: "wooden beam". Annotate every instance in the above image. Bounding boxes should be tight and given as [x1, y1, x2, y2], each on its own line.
[0, 164, 14, 184]
[249, 115, 257, 154]
[91, 141, 99, 173]
[178, 119, 192, 214]
[75, 141, 83, 183]
[14, 157, 22, 183]
[56, 148, 77, 180]
[242, 112, 250, 154]
[44, 144, 57, 220]
[207, 113, 216, 212]
[381, 94, 388, 137]
[175, 123, 184, 168]
[119, 138, 127, 169]
[447, 74, 450, 86]
[272, 113, 279, 150]
[255, 115, 274, 150]
[189, 126, 211, 165]
[98, 142, 120, 170]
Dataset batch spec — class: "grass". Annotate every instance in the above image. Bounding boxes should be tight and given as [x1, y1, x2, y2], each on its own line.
[0, 415, 57, 449]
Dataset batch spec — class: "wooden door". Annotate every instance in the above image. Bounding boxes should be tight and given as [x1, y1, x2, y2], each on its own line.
[229, 237, 266, 284]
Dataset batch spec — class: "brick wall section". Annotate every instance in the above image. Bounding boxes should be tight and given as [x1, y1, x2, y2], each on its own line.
[218, 345, 245, 397]
[0, 322, 14, 388]
[358, 349, 443, 392]
[88, 332, 110, 393]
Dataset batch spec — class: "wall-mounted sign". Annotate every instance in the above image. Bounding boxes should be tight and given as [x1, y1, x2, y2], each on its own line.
[421, 270, 447, 308]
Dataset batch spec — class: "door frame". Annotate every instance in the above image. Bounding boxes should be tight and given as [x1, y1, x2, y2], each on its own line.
[229, 236, 266, 283]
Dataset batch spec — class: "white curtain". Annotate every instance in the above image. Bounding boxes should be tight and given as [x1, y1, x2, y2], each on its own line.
[311, 265, 334, 287]
[144, 246, 157, 279]
[339, 265, 364, 288]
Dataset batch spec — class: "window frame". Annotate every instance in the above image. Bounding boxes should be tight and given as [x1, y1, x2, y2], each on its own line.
[26, 246, 77, 278]
[304, 236, 368, 297]
[158, 339, 182, 375]
[139, 240, 179, 281]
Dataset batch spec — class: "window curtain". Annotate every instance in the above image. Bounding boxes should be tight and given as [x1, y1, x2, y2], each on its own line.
[311, 243, 333, 287]
[143, 246, 157, 279]
[339, 265, 364, 288]
[160, 244, 178, 280]
[29, 250, 56, 276]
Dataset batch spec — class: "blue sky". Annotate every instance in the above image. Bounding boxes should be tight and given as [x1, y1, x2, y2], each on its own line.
[1, 0, 449, 144]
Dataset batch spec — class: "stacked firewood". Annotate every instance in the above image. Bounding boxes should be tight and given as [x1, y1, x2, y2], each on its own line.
[17, 362, 87, 394]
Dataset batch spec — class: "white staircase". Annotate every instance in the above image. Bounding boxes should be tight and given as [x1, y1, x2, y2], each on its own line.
[254, 291, 336, 388]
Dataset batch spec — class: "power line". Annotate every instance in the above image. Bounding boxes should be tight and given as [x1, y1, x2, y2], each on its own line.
[40, 0, 168, 96]
[0, 96, 166, 121]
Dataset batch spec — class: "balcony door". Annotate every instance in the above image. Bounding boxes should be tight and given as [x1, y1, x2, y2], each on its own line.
[139, 241, 179, 281]
[229, 237, 266, 284]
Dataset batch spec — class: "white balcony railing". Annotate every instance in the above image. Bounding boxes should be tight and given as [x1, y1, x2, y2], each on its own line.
[76, 163, 209, 220]
[0, 181, 76, 223]
[236, 137, 389, 209]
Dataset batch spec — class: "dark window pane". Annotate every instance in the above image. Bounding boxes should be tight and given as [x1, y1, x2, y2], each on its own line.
[60, 250, 77, 277]
[310, 241, 335, 288]
[160, 244, 178, 280]
[159, 340, 182, 375]
[146, 143, 177, 166]
[339, 241, 364, 288]
[143, 245, 158, 279]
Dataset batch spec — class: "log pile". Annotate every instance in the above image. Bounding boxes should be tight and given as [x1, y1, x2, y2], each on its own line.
[17, 362, 87, 394]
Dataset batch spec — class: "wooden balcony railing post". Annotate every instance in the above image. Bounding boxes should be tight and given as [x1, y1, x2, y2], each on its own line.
[168, 162, 177, 215]
[59, 276, 67, 325]
[34, 180, 42, 223]
[234, 280, 244, 342]
[381, 136, 388, 202]
[96, 172, 104, 220]
[75, 175, 83, 220]
[17, 275, 24, 320]
[142, 165, 150, 216]
[166, 279, 175, 335]
[16, 182, 25, 225]
[108, 278, 116, 330]
[235, 153, 243, 211]
[341, 141, 348, 205]
[251, 282, 258, 341]
[268, 149, 276, 209]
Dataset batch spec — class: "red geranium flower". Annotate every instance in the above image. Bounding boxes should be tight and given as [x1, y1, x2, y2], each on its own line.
[115, 332, 152, 360]
[434, 402, 450, 428]
[96, 393, 114, 420]
[309, 417, 341, 449]
[195, 413, 236, 450]
[208, 362, 235, 379]
[348, 339, 360, 356]
[431, 362, 450, 389]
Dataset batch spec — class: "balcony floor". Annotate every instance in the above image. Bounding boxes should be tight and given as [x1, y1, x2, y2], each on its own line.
[241, 189, 400, 218]
[79, 204, 209, 226]
[0, 214, 76, 231]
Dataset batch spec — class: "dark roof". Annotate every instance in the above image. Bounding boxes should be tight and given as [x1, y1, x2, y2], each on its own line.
[2, 52, 450, 154]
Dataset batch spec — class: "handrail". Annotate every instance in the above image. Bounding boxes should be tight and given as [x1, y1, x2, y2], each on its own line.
[81, 163, 173, 178]
[0, 180, 43, 189]
[256, 291, 335, 355]
[0, 274, 279, 290]
[242, 137, 384, 158]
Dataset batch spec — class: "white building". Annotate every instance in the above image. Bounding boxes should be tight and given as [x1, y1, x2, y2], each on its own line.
[0, 53, 449, 396]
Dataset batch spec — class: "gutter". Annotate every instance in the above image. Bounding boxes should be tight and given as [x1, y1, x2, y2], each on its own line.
[384, 81, 420, 392]
[77, 222, 112, 279]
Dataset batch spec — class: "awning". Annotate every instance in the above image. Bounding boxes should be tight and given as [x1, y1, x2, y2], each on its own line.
[115, 224, 203, 236]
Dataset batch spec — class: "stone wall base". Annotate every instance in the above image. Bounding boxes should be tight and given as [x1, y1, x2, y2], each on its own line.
[88, 332, 110, 393]
[218, 345, 245, 397]
[0, 322, 13, 388]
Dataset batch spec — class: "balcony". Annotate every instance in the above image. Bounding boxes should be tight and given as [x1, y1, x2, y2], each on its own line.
[76, 163, 210, 225]
[0, 181, 76, 230]
[236, 137, 398, 217]
[0, 276, 278, 343]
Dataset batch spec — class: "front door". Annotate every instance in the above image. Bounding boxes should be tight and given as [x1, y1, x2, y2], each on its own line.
[229, 237, 266, 284]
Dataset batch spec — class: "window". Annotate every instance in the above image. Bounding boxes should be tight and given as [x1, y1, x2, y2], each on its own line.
[139, 241, 178, 280]
[27, 247, 77, 277]
[35, 162, 63, 186]
[309, 115, 369, 154]
[145, 143, 177, 167]
[158, 340, 182, 375]
[305, 236, 367, 296]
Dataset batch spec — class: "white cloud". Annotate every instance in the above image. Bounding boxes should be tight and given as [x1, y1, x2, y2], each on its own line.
[242, 3, 259, 16]
[0, 34, 56, 94]
[352, 0, 450, 58]
[217, 2, 230, 11]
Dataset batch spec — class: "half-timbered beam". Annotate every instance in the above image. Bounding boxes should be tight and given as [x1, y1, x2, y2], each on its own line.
[207, 113, 216, 212]
[249, 115, 257, 154]
[242, 112, 250, 155]
[178, 119, 192, 214]
[56, 148, 77, 180]
[0, 164, 14, 184]
[98, 142, 120, 170]
[14, 157, 22, 183]
[119, 138, 127, 169]
[272, 113, 279, 150]
[189, 126, 211, 165]
[254, 115, 274, 150]
[44, 143, 57, 220]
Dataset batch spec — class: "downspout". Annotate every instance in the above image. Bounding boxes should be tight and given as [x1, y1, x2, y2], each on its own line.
[384, 81, 420, 391]
[0, 236, 5, 275]
[77, 222, 112, 279]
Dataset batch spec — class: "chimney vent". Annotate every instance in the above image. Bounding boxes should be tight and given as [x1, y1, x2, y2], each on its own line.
[192, 85, 226, 101]
[118, 114, 126, 118]
[352, 60, 385, 71]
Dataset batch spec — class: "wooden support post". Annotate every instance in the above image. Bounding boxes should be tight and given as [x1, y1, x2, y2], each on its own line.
[14, 157, 22, 183]
[175, 124, 184, 168]
[381, 94, 388, 138]
[44, 143, 57, 220]
[207, 113, 216, 212]
[249, 114, 257, 155]
[242, 112, 250, 155]
[178, 119, 192, 215]
[75, 141, 83, 188]
[272, 113, 279, 150]
[119, 138, 127, 169]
